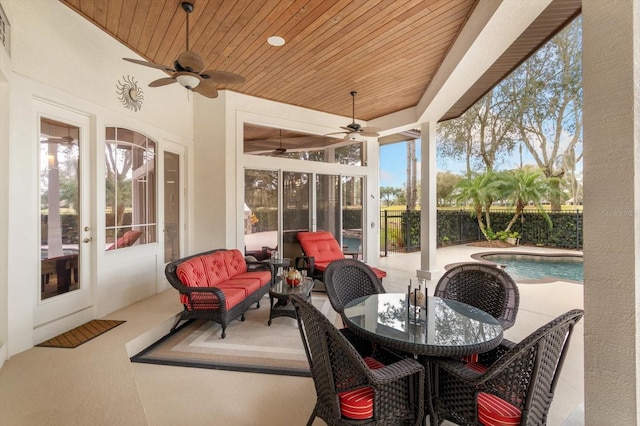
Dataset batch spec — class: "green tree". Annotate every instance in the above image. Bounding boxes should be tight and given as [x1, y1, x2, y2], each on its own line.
[506, 17, 582, 210]
[438, 88, 518, 176]
[454, 171, 502, 240]
[498, 168, 559, 233]
[380, 186, 403, 206]
[436, 172, 462, 206]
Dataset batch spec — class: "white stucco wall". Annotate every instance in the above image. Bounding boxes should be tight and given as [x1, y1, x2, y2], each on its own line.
[583, 0, 639, 423]
[1, 0, 195, 355]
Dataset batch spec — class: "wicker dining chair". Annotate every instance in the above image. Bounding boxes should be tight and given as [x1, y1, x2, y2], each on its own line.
[430, 309, 584, 426]
[434, 263, 520, 330]
[324, 258, 386, 325]
[290, 294, 425, 426]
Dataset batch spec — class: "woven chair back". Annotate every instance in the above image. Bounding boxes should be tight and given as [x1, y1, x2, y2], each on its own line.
[324, 258, 386, 317]
[435, 263, 519, 329]
[290, 294, 379, 420]
[499, 309, 584, 424]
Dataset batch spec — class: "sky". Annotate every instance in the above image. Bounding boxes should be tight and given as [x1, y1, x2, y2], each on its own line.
[379, 138, 582, 189]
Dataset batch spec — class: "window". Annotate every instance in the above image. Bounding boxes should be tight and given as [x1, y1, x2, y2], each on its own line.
[105, 127, 156, 250]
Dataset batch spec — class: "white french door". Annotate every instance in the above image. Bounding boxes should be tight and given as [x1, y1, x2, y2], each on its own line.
[35, 100, 93, 327]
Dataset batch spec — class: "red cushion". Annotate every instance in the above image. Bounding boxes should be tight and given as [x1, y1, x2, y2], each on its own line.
[462, 353, 479, 363]
[338, 357, 384, 420]
[298, 231, 346, 263]
[180, 287, 245, 311]
[223, 249, 248, 276]
[177, 251, 231, 288]
[221, 279, 262, 297]
[465, 362, 488, 374]
[477, 392, 522, 426]
[232, 270, 272, 286]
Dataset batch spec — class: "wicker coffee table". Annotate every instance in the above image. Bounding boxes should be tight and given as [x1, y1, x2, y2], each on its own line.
[268, 277, 314, 325]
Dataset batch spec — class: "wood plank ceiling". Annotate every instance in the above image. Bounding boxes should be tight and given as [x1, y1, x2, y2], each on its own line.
[60, 0, 581, 145]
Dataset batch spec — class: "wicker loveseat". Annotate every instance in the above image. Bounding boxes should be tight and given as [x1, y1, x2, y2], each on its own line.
[165, 248, 273, 338]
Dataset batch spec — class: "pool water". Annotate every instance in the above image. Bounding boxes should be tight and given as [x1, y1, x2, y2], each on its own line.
[342, 236, 362, 252]
[481, 254, 583, 282]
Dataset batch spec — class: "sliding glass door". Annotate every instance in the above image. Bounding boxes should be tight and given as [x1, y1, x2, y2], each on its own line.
[282, 172, 309, 259]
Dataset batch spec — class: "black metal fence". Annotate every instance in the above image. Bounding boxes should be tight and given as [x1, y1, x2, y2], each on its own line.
[380, 208, 583, 256]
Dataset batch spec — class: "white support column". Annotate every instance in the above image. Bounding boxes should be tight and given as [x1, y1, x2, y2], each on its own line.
[417, 121, 439, 281]
[583, 0, 640, 423]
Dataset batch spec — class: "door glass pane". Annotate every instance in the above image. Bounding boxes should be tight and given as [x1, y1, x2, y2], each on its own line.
[244, 169, 278, 260]
[316, 174, 340, 238]
[282, 172, 309, 260]
[40, 118, 80, 300]
[342, 176, 363, 258]
[164, 151, 180, 263]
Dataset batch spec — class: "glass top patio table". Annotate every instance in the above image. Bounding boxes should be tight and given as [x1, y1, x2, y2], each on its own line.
[342, 293, 503, 357]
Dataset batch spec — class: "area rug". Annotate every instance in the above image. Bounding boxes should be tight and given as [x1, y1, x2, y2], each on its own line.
[37, 319, 126, 348]
[131, 294, 337, 377]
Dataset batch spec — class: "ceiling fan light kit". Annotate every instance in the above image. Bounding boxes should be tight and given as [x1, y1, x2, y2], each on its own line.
[176, 73, 200, 89]
[122, 1, 244, 99]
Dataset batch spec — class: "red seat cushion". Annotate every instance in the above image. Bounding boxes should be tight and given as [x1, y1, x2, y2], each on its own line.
[298, 231, 346, 263]
[338, 356, 384, 420]
[180, 287, 245, 311]
[477, 392, 522, 426]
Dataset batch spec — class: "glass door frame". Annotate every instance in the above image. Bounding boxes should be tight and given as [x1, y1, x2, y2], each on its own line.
[34, 100, 93, 327]
[160, 141, 186, 269]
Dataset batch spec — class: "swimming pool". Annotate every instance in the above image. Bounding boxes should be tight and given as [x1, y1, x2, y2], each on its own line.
[473, 252, 583, 283]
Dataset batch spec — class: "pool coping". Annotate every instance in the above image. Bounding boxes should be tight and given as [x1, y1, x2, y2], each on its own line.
[444, 251, 584, 285]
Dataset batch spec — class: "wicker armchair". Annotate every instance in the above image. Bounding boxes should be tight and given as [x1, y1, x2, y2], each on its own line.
[290, 294, 425, 426]
[430, 309, 584, 426]
[324, 258, 386, 325]
[435, 263, 520, 330]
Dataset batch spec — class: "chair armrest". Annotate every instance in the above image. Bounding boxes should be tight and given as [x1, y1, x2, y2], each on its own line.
[370, 357, 424, 380]
[343, 251, 360, 260]
[294, 255, 315, 277]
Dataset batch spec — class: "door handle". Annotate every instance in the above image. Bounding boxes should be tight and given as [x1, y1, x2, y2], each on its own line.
[83, 237, 93, 243]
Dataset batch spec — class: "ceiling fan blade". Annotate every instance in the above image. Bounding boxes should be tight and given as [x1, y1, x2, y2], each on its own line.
[200, 70, 246, 84]
[177, 51, 204, 73]
[360, 126, 381, 133]
[148, 77, 177, 87]
[193, 80, 219, 98]
[359, 131, 380, 137]
[123, 58, 174, 73]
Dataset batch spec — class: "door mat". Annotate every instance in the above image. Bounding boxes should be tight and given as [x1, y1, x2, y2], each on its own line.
[131, 294, 336, 377]
[37, 319, 126, 348]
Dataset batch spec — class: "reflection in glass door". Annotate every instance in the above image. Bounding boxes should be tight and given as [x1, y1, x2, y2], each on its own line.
[316, 174, 340, 239]
[244, 169, 279, 260]
[342, 176, 363, 258]
[40, 118, 80, 300]
[282, 172, 309, 260]
[163, 151, 180, 263]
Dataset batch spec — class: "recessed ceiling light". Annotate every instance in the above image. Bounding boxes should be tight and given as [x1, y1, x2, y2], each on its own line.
[268, 36, 285, 47]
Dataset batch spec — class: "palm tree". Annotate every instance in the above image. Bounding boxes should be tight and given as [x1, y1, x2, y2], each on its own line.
[454, 171, 502, 240]
[499, 168, 560, 232]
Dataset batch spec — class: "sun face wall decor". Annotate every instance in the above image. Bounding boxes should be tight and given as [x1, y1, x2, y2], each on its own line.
[116, 75, 144, 111]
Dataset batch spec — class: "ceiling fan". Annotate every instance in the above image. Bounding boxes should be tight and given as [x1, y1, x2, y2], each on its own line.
[271, 130, 287, 156]
[327, 91, 380, 140]
[123, 2, 245, 98]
